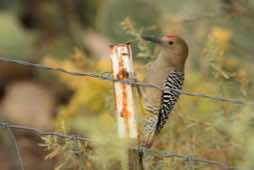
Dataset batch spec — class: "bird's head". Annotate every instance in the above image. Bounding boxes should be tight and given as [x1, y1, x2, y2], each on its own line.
[141, 34, 189, 71]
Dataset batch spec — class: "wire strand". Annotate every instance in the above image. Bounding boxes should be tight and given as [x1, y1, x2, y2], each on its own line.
[0, 121, 241, 170]
[0, 57, 253, 106]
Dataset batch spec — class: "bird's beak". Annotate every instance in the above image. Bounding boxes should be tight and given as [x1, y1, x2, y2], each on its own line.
[141, 35, 162, 44]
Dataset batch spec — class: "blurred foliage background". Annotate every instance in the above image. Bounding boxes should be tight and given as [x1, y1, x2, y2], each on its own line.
[0, 0, 254, 169]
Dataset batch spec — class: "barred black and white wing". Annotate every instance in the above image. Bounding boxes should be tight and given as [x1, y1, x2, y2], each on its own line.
[139, 71, 184, 149]
[155, 71, 184, 134]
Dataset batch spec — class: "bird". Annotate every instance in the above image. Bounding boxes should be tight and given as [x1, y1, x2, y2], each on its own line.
[138, 34, 189, 166]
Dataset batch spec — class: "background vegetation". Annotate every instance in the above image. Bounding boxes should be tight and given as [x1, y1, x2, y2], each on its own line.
[0, 0, 254, 169]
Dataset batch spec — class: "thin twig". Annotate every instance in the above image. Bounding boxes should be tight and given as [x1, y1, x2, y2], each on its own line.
[0, 57, 253, 106]
[6, 127, 25, 170]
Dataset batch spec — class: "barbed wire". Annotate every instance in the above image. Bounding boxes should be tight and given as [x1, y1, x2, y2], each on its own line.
[0, 121, 241, 170]
[0, 57, 253, 106]
[145, 149, 238, 170]
[0, 121, 89, 142]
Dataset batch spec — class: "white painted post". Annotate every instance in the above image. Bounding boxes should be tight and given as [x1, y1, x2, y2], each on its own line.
[110, 43, 137, 139]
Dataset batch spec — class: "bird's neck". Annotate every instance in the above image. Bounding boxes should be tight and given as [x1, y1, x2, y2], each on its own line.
[157, 53, 185, 73]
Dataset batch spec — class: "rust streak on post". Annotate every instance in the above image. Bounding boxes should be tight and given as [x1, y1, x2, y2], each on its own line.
[110, 43, 137, 139]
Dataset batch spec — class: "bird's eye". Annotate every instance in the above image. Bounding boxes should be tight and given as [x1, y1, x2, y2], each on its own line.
[168, 41, 174, 45]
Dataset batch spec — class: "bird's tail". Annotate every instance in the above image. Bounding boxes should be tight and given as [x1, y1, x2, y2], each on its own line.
[138, 148, 145, 170]
[138, 114, 158, 170]
[140, 114, 158, 147]
[128, 147, 145, 170]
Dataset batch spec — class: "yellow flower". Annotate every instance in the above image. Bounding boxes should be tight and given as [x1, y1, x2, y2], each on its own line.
[211, 27, 232, 49]
[120, 17, 134, 31]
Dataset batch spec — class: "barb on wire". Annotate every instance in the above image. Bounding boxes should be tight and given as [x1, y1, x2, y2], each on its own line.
[0, 57, 253, 106]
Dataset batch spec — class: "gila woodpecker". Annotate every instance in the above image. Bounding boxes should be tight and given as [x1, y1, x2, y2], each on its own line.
[139, 34, 189, 155]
